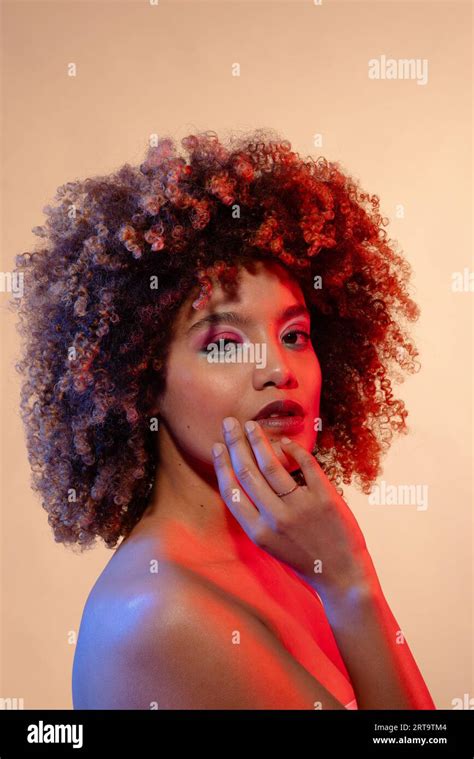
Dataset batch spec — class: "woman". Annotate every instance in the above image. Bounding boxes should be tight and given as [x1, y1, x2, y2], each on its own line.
[12, 129, 436, 709]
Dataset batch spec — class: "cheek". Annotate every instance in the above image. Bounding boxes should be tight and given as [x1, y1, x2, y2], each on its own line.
[161, 357, 243, 442]
[304, 354, 322, 407]
[311, 360, 323, 443]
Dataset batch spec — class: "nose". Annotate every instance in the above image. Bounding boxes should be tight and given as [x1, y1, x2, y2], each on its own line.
[252, 338, 298, 390]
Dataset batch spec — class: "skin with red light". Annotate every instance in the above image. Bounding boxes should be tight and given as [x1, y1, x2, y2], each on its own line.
[146, 257, 322, 547]
[145, 258, 366, 599]
[71, 259, 436, 710]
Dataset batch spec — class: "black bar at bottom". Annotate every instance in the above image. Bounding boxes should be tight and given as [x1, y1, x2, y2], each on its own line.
[0, 708, 472, 757]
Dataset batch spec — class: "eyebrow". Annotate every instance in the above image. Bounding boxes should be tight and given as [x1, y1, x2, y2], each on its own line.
[186, 303, 311, 335]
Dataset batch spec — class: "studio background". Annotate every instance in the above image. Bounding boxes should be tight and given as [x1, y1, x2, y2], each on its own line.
[1, 0, 472, 709]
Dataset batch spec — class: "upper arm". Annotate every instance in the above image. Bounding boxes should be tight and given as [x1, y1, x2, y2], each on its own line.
[76, 580, 347, 710]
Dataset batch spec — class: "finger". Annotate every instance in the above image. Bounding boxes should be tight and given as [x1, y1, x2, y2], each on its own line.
[243, 420, 302, 501]
[279, 437, 324, 495]
[211, 441, 261, 536]
[221, 417, 285, 527]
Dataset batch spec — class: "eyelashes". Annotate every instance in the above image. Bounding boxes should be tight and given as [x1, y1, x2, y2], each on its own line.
[284, 329, 311, 347]
[200, 330, 311, 353]
[199, 331, 240, 353]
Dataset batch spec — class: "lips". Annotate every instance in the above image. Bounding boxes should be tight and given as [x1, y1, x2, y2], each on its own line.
[252, 399, 305, 421]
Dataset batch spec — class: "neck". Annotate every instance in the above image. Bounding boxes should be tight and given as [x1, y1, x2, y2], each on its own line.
[139, 425, 252, 560]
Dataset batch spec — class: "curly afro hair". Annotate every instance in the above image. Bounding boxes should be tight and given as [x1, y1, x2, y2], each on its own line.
[10, 127, 421, 552]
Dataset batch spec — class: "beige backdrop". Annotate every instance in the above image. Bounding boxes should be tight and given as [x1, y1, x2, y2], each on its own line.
[1, 0, 472, 710]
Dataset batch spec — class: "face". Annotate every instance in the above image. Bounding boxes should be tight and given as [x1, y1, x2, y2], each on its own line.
[155, 260, 322, 477]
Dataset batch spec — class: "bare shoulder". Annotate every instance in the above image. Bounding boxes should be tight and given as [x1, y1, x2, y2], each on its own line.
[72, 540, 346, 710]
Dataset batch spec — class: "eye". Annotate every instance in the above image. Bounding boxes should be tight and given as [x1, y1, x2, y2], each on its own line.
[200, 333, 241, 353]
[283, 329, 311, 347]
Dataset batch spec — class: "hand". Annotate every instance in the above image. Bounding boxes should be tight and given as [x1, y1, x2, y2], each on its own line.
[211, 416, 373, 600]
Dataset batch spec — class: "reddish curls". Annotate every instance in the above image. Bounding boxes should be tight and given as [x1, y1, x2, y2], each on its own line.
[10, 127, 420, 550]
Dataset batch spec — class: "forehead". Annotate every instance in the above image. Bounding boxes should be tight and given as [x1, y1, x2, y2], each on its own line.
[179, 261, 307, 330]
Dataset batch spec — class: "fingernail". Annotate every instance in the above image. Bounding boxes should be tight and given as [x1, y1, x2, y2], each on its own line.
[281, 436, 292, 444]
[223, 417, 235, 432]
[212, 443, 225, 456]
[244, 420, 256, 434]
